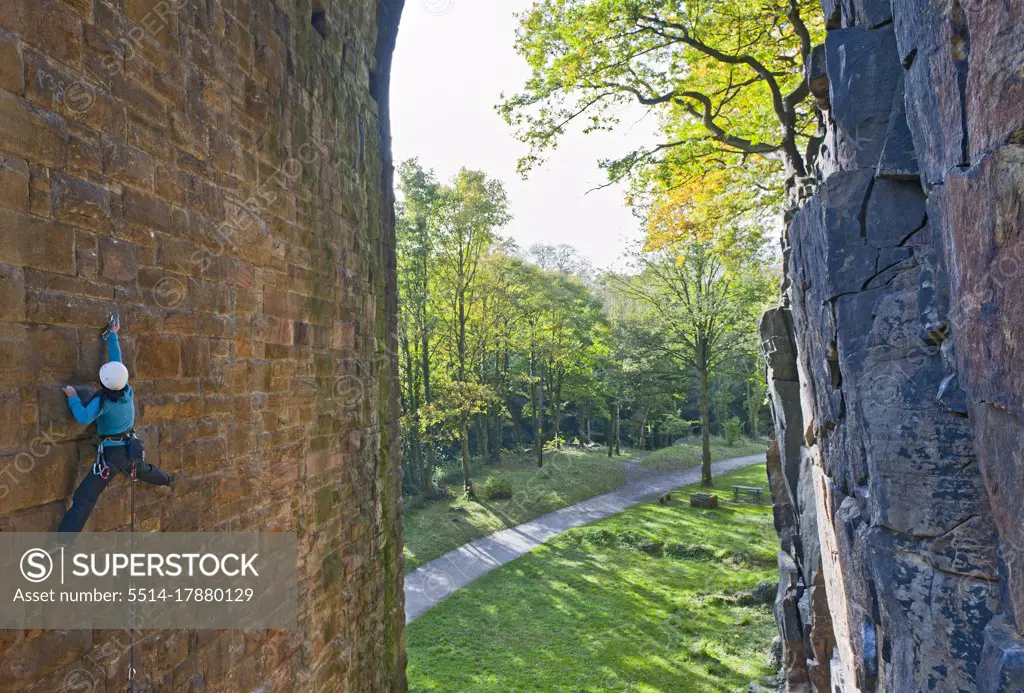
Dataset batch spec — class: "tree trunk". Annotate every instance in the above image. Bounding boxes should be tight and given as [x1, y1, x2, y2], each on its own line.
[479, 416, 490, 465]
[419, 328, 436, 499]
[577, 405, 588, 445]
[607, 414, 614, 457]
[747, 376, 760, 439]
[553, 376, 562, 450]
[508, 397, 523, 445]
[536, 358, 545, 467]
[461, 417, 474, 499]
[401, 338, 423, 490]
[614, 403, 621, 456]
[423, 436, 436, 498]
[489, 411, 500, 462]
[700, 363, 712, 487]
[492, 352, 502, 462]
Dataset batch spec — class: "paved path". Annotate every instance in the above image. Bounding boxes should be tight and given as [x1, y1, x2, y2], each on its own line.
[404, 453, 765, 623]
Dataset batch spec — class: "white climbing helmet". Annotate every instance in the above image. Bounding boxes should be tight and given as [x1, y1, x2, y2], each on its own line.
[99, 362, 129, 391]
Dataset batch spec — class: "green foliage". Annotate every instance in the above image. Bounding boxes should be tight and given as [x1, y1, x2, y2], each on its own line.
[722, 417, 745, 447]
[397, 160, 512, 494]
[500, 0, 825, 217]
[420, 380, 497, 442]
[660, 413, 698, 438]
[430, 466, 447, 491]
[397, 154, 775, 497]
[482, 475, 514, 501]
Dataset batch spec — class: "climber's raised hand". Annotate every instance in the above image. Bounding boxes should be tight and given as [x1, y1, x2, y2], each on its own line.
[62, 386, 77, 397]
[109, 315, 120, 333]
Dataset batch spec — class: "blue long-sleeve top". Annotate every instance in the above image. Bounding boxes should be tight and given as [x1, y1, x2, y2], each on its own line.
[67, 333, 135, 445]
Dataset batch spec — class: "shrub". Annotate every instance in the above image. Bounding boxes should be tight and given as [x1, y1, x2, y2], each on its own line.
[722, 417, 745, 446]
[431, 466, 447, 489]
[482, 475, 513, 500]
[664, 542, 720, 561]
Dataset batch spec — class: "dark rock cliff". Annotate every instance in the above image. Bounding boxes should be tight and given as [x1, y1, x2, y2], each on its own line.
[762, 0, 1024, 690]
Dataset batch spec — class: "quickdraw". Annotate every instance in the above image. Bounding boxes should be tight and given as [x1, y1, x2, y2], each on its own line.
[101, 311, 119, 342]
[92, 443, 111, 479]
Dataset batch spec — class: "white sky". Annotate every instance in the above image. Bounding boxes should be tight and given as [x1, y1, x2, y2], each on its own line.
[391, 0, 662, 271]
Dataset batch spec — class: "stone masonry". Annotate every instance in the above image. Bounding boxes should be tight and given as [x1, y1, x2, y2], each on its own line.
[0, 0, 406, 690]
[762, 0, 1024, 690]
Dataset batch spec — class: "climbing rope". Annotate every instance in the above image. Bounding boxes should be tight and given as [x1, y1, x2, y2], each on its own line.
[127, 460, 137, 693]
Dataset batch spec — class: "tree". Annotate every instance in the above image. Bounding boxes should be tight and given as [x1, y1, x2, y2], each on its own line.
[395, 155, 776, 502]
[526, 243, 595, 278]
[620, 198, 775, 486]
[540, 271, 605, 451]
[396, 159, 441, 498]
[473, 250, 530, 463]
[431, 168, 511, 496]
[499, 0, 824, 215]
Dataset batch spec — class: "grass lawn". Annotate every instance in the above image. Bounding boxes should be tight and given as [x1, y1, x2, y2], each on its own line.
[407, 464, 779, 693]
[642, 437, 767, 472]
[403, 447, 632, 571]
[403, 439, 768, 571]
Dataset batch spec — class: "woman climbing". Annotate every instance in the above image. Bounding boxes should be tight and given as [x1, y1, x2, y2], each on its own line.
[57, 314, 173, 538]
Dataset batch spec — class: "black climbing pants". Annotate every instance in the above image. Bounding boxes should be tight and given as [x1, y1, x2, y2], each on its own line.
[57, 444, 171, 537]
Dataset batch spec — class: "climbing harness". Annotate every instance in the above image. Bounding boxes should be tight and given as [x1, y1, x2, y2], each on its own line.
[92, 433, 131, 480]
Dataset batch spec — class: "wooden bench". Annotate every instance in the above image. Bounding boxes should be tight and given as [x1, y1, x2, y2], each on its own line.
[732, 485, 764, 503]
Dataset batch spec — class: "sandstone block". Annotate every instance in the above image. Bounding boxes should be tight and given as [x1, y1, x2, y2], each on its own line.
[0, 90, 67, 169]
[0, 208, 76, 276]
[135, 334, 181, 378]
[99, 237, 138, 283]
[0, 154, 29, 211]
[123, 187, 173, 232]
[0, 29, 24, 93]
[0, 441, 80, 515]
[51, 171, 118, 231]
[1, 0, 82, 67]
[102, 137, 156, 190]
[181, 336, 211, 377]
[26, 324, 78, 382]
[0, 629, 91, 690]
[0, 265, 25, 322]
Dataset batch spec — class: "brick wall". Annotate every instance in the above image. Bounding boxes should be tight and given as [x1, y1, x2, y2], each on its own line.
[0, 0, 406, 690]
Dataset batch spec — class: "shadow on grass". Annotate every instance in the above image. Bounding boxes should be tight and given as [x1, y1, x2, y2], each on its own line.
[407, 465, 778, 693]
